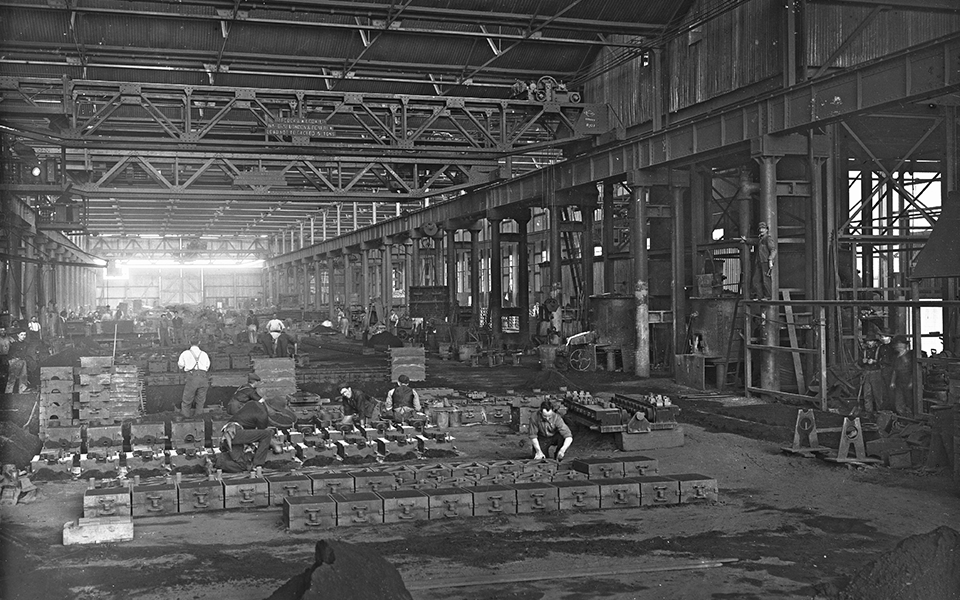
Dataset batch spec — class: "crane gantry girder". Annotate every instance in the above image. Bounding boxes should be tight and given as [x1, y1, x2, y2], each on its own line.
[0, 77, 610, 157]
[266, 31, 960, 268]
[0, 149, 508, 201]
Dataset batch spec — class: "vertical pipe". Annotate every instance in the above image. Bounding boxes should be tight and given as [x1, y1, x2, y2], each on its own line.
[446, 229, 457, 321]
[469, 226, 481, 325]
[490, 219, 503, 347]
[943, 106, 957, 354]
[632, 186, 649, 377]
[818, 306, 828, 411]
[760, 156, 780, 392]
[911, 280, 923, 415]
[811, 155, 826, 302]
[671, 180, 686, 368]
[602, 181, 615, 293]
[517, 214, 531, 346]
[738, 170, 754, 299]
[861, 168, 873, 289]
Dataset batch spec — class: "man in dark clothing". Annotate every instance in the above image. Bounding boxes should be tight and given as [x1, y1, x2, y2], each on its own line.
[226, 373, 262, 416]
[208, 397, 287, 473]
[384, 374, 422, 424]
[0, 327, 11, 394]
[210, 420, 275, 474]
[859, 335, 885, 414]
[749, 221, 778, 300]
[233, 398, 271, 430]
[246, 310, 259, 344]
[529, 400, 573, 461]
[888, 335, 915, 417]
[338, 385, 379, 431]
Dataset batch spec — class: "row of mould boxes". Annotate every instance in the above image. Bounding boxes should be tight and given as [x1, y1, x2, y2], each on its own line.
[82, 457, 718, 527]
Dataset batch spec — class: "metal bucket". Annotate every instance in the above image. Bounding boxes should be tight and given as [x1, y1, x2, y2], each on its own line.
[538, 344, 560, 371]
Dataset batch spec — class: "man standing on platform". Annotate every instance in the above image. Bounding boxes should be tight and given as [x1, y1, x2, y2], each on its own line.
[177, 339, 210, 417]
[750, 222, 777, 300]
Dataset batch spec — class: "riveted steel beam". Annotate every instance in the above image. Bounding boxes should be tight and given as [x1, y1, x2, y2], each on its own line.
[267, 33, 960, 267]
[0, 77, 610, 157]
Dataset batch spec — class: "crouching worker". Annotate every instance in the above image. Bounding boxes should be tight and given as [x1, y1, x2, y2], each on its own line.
[339, 384, 379, 432]
[529, 400, 573, 461]
[207, 396, 291, 474]
[384, 374, 424, 425]
[225, 373, 262, 416]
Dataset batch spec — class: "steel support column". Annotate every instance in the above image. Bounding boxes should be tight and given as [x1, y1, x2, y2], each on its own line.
[581, 200, 595, 322]
[490, 218, 503, 348]
[410, 238, 421, 288]
[343, 252, 353, 309]
[631, 185, 649, 378]
[602, 181, 615, 293]
[314, 259, 323, 311]
[446, 229, 457, 322]
[361, 249, 370, 313]
[302, 260, 310, 309]
[23, 235, 36, 318]
[760, 156, 780, 392]
[516, 214, 531, 346]
[672, 177, 686, 366]
[469, 225, 482, 326]
[382, 242, 393, 319]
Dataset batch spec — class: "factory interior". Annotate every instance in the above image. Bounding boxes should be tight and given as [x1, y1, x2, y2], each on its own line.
[1, 1, 959, 599]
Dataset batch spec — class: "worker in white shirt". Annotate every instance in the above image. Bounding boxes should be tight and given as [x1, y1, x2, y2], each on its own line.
[177, 339, 211, 417]
[263, 314, 290, 357]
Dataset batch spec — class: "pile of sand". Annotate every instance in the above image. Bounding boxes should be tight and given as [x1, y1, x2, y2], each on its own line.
[836, 526, 960, 600]
[267, 539, 413, 600]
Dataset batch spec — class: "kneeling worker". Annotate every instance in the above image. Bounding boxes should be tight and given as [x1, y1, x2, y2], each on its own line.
[208, 397, 282, 474]
[339, 384, 379, 432]
[529, 400, 573, 461]
[384, 374, 423, 425]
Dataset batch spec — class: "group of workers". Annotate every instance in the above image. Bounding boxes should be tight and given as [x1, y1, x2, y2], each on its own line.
[182, 347, 574, 474]
[860, 330, 915, 417]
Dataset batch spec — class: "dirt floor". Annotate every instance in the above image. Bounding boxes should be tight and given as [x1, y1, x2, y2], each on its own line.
[1, 354, 959, 600]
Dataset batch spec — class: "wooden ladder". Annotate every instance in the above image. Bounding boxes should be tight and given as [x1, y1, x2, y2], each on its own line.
[781, 289, 806, 395]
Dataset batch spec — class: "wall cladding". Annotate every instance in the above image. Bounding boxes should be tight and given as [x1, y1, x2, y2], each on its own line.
[582, 0, 783, 128]
[805, 4, 960, 69]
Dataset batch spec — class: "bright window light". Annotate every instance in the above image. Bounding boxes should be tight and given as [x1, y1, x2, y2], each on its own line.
[116, 259, 265, 270]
